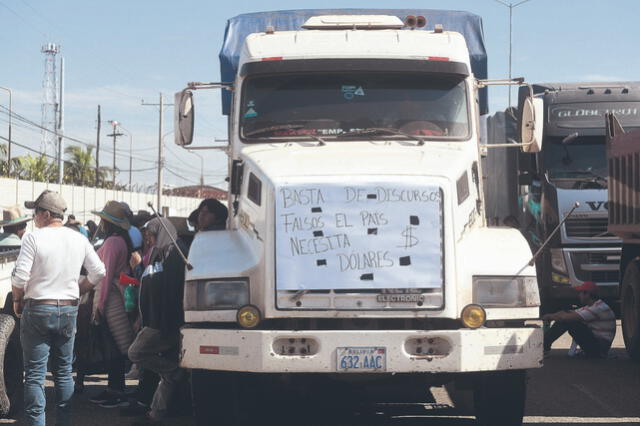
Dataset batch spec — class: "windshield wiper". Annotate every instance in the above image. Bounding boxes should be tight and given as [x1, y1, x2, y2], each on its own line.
[244, 124, 305, 137]
[245, 124, 326, 145]
[302, 134, 326, 146]
[339, 128, 425, 145]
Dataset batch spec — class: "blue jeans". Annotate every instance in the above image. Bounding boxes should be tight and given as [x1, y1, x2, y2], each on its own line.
[20, 304, 78, 426]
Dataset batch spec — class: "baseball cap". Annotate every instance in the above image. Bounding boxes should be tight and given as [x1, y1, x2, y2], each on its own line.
[24, 190, 67, 216]
[575, 281, 597, 293]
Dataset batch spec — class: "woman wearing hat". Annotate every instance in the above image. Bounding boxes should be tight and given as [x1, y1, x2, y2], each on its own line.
[0, 204, 31, 250]
[89, 201, 136, 408]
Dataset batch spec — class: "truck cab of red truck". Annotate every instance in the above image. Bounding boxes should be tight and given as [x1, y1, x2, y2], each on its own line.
[606, 112, 640, 360]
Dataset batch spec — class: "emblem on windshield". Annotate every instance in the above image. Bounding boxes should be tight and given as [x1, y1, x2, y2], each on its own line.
[342, 85, 365, 100]
[244, 100, 258, 118]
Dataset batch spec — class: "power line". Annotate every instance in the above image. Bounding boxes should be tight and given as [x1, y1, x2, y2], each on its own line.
[0, 0, 48, 38]
[0, 135, 57, 160]
[0, 105, 215, 180]
[0, 135, 159, 174]
[18, 0, 65, 37]
[0, 106, 156, 163]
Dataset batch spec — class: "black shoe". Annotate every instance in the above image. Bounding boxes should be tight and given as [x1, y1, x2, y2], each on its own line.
[99, 394, 130, 408]
[120, 401, 149, 417]
[89, 390, 112, 404]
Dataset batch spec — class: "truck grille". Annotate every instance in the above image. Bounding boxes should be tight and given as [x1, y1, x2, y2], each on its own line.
[565, 218, 612, 238]
[277, 288, 444, 310]
[569, 251, 620, 283]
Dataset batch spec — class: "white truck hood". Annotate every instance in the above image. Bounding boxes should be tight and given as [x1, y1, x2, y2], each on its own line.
[241, 142, 471, 181]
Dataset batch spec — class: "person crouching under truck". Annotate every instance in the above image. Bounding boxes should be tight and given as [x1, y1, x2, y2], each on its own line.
[543, 281, 616, 358]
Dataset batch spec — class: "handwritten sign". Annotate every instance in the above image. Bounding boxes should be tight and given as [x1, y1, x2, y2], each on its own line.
[275, 179, 444, 291]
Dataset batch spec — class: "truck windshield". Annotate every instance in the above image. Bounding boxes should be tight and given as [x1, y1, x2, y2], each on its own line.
[240, 73, 469, 142]
[543, 136, 607, 185]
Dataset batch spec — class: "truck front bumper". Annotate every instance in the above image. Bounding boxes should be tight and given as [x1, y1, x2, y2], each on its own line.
[180, 327, 542, 373]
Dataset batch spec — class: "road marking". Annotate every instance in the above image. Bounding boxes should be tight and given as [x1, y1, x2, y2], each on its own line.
[394, 415, 640, 423]
[524, 416, 640, 423]
[571, 383, 618, 416]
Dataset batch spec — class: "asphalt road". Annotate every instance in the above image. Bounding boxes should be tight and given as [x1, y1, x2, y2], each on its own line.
[3, 321, 639, 425]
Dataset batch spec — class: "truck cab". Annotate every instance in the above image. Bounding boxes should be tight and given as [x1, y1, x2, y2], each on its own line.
[176, 10, 543, 426]
[606, 113, 640, 360]
[518, 82, 640, 312]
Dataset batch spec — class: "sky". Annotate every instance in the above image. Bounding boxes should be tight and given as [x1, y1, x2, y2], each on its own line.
[1, 0, 639, 189]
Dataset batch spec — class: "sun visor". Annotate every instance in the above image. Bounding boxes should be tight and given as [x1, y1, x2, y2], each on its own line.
[240, 58, 469, 77]
[220, 9, 487, 115]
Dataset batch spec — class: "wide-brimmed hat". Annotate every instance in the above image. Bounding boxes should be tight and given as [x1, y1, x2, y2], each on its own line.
[92, 201, 131, 230]
[24, 190, 67, 216]
[0, 205, 32, 227]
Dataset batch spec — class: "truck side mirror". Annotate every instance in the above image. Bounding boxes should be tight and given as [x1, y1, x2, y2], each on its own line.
[230, 160, 244, 196]
[174, 90, 195, 146]
[521, 97, 543, 153]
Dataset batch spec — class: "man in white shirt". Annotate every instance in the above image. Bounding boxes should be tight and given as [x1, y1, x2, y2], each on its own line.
[11, 190, 106, 426]
[543, 281, 616, 358]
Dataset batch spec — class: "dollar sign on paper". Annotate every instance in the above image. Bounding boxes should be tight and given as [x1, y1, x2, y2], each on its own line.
[399, 226, 419, 249]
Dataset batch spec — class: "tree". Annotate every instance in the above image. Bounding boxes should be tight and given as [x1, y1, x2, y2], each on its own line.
[0, 144, 6, 175]
[64, 145, 111, 187]
[12, 154, 58, 182]
[64, 145, 113, 187]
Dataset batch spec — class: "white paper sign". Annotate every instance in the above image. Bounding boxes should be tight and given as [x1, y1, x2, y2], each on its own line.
[275, 178, 444, 291]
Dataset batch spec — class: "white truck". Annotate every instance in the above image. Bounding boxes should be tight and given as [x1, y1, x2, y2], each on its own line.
[175, 10, 544, 426]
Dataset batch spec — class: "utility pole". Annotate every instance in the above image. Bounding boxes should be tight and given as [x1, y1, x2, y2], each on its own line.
[158, 94, 163, 212]
[96, 105, 101, 187]
[142, 93, 173, 212]
[115, 125, 133, 189]
[189, 150, 204, 197]
[107, 121, 123, 188]
[57, 57, 65, 184]
[492, 0, 533, 106]
[0, 87, 11, 176]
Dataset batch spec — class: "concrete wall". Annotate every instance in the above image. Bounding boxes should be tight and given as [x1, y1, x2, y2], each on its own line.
[0, 177, 201, 225]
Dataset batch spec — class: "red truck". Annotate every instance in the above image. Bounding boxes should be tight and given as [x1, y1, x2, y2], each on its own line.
[606, 112, 640, 360]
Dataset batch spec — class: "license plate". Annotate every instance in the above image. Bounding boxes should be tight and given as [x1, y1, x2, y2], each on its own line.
[336, 347, 386, 372]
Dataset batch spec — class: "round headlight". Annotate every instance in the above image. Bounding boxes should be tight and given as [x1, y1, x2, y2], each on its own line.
[237, 305, 261, 329]
[461, 304, 486, 329]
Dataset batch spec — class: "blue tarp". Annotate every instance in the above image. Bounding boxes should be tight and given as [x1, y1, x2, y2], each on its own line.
[220, 9, 488, 115]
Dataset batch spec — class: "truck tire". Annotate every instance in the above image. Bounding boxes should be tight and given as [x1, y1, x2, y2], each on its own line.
[191, 370, 255, 426]
[473, 370, 526, 426]
[0, 314, 16, 417]
[2, 293, 23, 418]
[621, 261, 640, 361]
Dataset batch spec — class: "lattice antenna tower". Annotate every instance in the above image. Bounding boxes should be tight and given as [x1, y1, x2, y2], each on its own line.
[41, 43, 59, 156]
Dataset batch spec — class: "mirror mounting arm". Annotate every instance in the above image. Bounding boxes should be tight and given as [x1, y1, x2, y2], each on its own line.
[187, 81, 234, 91]
[476, 77, 525, 89]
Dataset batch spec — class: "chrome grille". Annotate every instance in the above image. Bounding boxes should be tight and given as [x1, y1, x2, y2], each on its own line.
[565, 217, 612, 238]
[569, 251, 620, 283]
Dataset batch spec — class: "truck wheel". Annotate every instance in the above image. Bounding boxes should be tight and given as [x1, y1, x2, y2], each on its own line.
[191, 370, 255, 426]
[2, 293, 23, 418]
[621, 261, 640, 361]
[0, 314, 16, 417]
[473, 370, 526, 426]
